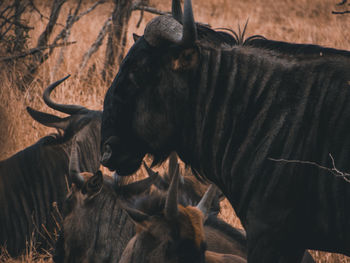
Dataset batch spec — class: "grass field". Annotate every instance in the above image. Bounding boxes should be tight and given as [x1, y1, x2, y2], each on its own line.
[1, 0, 350, 261]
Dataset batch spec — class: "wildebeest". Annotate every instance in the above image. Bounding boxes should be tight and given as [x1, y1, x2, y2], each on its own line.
[120, 165, 246, 263]
[0, 76, 102, 256]
[53, 144, 160, 263]
[100, 0, 350, 261]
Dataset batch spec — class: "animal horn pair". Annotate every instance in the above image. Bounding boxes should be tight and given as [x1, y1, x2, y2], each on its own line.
[43, 75, 87, 115]
[113, 162, 159, 195]
[144, 0, 197, 46]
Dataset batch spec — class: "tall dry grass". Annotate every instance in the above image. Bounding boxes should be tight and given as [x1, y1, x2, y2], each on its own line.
[1, 0, 349, 262]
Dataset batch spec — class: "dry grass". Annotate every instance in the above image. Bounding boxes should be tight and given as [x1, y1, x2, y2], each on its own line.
[1, 0, 349, 262]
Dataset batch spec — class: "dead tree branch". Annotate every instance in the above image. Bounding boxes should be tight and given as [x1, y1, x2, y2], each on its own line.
[49, 0, 105, 55]
[0, 41, 76, 62]
[79, 17, 111, 71]
[0, 14, 33, 30]
[51, 0, 106, 79]
[333, 0, 350, 14]
[332, 10, 350, 14]
[132, 4, 170, 16]
[268, 154, 350, 183]
[102, 0, 133, 81]
[27, 0, 64, 27]
[336, 0, 348, 5]
[36, 0, 66, 49]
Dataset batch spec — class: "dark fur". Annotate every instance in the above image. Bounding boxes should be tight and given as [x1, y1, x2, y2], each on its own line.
[120, 192, 207, 263]
[0, 109, 101, 256]
[54, 179, 135, 263]
[55, 170, 249, 262]
[101, 6, 350, 263]
[120, 190, 249, 263]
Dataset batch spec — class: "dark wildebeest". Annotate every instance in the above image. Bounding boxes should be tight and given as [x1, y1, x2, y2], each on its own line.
[120, 165, 246, 263]
[53, 145, 160, 263]
[0, 76, 101, 256]
[100, 0, 350, 262]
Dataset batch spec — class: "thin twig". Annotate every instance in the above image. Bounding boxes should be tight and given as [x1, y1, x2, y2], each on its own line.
[132, 5, 170, 16]
[336, 0, 347, 5]
[27, 0, 64, 27]
[50, 0, 105, 54]
[332, 10, 350, 14]
[79, 16, 111, 71]
[268, 153, 350, 183]
[0, 41, 76, 62]
[76, 0, 105, 20]
[136, 8, 144, 28]
[0, 14, 34, 29]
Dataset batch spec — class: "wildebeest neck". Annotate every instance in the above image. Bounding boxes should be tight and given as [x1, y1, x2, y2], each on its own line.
[177, 44, 350, 253]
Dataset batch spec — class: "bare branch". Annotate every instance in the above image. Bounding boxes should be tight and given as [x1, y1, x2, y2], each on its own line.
[332, 10, 350, 14]
[79, 17, 111, 71]
[27, 0, 64, 27]
[136, 8, 144, 28]
[0, 5, 14, 19]
[132, 5, 170, 16]
[268, 154, 350, 183]
[0, 14, 33, 30]
[0, 41, 76, 62]
[76, 0, 106, 20]
[37, 0, 66, 48]
[50, 0, 105, 53]
[336, 0, 347, 5]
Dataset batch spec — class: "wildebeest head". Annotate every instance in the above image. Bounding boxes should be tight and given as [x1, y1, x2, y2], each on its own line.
[120, 161, 221, 263]
[27, 75, 102, 174]
[101, 0, 202, 175]
[54, 143, 160, 263]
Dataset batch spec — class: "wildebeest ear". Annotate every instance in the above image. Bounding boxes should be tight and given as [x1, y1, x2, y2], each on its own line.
[171, 47, 199, 71]
[124, 206, 150, 229]
[27, 106, 70, 130]
[82, 170, 103, 198]
[133, 33, 141, 43]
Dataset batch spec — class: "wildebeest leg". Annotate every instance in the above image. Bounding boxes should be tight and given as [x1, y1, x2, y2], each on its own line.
[247, 236, 305, 263]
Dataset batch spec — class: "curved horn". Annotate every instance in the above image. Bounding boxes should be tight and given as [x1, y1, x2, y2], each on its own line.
[69, 142, 86, 188]
[165, 162, 180, 220]
[43, 75, 87, 115]
[196, 185, 217, 218]
[113, 162, 159, 196]
[172, 0, 183, 23]
[26, 106, 70, 130]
